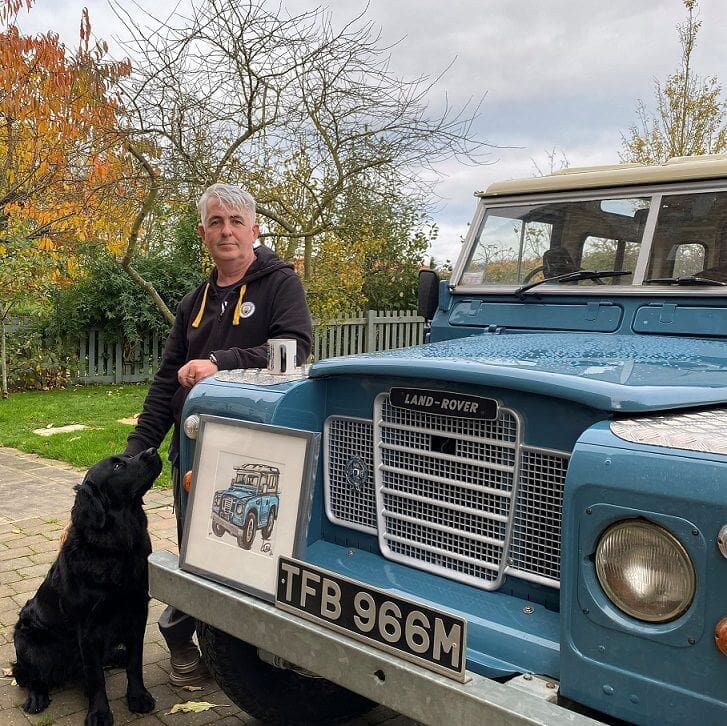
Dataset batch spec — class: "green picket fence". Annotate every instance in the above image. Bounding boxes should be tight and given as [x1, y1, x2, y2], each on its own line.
[74, 309, 424, 384]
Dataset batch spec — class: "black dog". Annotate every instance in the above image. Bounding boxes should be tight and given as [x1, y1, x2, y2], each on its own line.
[12, 448, 163, 725]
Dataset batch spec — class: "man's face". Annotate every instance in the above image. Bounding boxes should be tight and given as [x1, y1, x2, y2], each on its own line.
[198, 199, 259, 268]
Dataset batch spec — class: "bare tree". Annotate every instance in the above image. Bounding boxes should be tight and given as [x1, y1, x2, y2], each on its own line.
[531, 146, 569, 177]
[621, 0, 727, 165]
[112, 0, 488, 318]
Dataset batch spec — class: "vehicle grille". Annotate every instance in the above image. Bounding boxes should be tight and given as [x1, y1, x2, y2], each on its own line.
[221, 496, 233, 515]
[324, 393, 568, 590]
[324, 417, 377, 533]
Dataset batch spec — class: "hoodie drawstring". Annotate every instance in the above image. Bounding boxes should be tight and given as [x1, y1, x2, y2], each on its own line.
[232, 284, 247, 326]
[191, 282, 247, 328]
[191, 283, 210, 329]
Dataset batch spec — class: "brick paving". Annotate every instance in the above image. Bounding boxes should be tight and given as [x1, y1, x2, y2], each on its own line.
[0, 447, 414, 726]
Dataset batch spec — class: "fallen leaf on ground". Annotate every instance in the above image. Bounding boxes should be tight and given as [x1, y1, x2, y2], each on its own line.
[167, 701, 229, 714]
[2, 668, 13, 677]
[182, 685, 203, 692]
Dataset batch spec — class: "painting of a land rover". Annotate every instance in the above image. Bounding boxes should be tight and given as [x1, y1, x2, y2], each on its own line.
[210, 463, 280, 550]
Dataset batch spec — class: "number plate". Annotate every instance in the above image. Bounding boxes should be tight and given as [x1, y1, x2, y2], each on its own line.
[275, 557, 467, 681]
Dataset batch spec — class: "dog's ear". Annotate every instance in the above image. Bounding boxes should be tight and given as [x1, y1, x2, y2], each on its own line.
[71, 479, 109, 530]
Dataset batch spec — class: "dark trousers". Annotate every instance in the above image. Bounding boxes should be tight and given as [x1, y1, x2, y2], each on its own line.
[158, 468, 195, 647]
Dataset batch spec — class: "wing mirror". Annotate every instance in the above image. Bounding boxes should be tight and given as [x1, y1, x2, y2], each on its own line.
[417, 269, 440, 321]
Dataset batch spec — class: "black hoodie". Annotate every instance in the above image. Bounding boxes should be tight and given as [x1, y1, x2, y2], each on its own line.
[125, 246, 312, 465]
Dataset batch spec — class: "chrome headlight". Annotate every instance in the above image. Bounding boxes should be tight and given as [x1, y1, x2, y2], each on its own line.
[595, 520, 695, 623]
[183, 414, 200, 439]
[236, 503, 244, 515]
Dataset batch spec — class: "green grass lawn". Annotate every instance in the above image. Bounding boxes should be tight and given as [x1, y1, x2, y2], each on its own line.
[0, 383, 173, 486]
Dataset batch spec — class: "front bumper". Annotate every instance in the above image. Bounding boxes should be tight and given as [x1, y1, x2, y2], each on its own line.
[210, 511, 244, 538]
[149, 551, 601, 726]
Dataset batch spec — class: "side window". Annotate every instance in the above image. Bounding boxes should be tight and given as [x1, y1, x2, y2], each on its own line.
[671, 243, 706, 277]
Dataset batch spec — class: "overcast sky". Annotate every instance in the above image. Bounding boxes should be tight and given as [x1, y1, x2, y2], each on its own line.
[13, 0, 727, 262]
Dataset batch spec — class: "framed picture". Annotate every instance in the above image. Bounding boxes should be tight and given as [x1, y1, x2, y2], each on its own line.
[180, 415, 320, 601]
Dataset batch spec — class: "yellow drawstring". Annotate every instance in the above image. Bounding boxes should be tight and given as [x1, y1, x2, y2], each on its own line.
[191, 283, 210, 328]
[191, 282, 246, 327]
[232, 284, 247, 326]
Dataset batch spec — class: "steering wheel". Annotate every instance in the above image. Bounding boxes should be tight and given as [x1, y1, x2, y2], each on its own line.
[522, 266, 545, 284]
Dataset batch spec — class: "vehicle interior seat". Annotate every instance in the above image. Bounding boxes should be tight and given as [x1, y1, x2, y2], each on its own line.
[542, 248, 578, 277]
[697, 222, 727, 281]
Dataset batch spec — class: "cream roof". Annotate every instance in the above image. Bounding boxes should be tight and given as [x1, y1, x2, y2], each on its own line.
[478, 154, 727, 198]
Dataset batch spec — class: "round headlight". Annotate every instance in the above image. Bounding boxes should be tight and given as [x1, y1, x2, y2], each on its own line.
[183, 414, 200, 440]
[236, 503, 244, 515]
[595, 520, 695, 623]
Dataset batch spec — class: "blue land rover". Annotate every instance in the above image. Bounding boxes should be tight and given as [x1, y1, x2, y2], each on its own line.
[210, 463, 280, 549]
[150, 155, 727, 725]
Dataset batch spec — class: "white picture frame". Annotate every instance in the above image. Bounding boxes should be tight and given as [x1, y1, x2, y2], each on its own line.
[179, 415, 320, 601]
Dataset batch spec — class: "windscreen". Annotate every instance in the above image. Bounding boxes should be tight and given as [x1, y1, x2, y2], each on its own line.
[644, 191, 727, 283]
[461, 197, 650, 288]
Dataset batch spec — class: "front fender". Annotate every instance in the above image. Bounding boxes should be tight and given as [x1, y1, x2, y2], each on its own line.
[560, 421, 727, 725]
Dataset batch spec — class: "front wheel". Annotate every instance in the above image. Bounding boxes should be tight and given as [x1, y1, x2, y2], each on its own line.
[237, 511, 256, 550]
[197, 623, 374, 725]
[211, 520, 225, 537]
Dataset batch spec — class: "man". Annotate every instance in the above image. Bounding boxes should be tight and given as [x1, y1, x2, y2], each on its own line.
[124, 183, 312, 685]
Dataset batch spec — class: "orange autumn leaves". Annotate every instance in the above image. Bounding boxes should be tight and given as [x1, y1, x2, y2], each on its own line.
[0, 0, 146, 298]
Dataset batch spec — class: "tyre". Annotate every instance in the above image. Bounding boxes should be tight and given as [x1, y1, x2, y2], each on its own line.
[211, 520, 225, 537]
[261, 507, 276, 540]
[237, 511, 256, 549]
[197, 622, 374, 725]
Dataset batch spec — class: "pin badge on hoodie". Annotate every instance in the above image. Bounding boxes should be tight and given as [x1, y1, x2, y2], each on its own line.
[240, 302, 255, 318]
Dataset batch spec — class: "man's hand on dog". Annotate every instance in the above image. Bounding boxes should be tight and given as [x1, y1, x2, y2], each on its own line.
[178, 358, 218, 389]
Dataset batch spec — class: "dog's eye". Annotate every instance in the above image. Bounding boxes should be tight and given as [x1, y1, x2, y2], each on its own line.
[113, 462, 124, 471]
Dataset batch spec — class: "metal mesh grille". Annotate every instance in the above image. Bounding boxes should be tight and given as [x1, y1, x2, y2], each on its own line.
[323, 395, 569, 589]
[509, 449, 568, 582]
[324, 417, 377, 532]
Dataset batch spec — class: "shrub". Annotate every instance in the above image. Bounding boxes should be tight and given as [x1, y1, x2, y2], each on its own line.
[45, 249, 204, 342]
[5, 325, 75, 392]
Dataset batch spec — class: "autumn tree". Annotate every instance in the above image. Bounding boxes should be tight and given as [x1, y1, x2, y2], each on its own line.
[0, 0, 144, 394]
[621, 0, 727, 164]
[111, 0, 487, 319]
[333, 175, 434, 310]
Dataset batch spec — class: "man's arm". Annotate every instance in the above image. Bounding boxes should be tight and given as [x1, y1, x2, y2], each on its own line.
[124, 311, 188, 455]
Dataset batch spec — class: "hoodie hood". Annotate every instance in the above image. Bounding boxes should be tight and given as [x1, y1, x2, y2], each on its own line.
[210, 245, 293, 288]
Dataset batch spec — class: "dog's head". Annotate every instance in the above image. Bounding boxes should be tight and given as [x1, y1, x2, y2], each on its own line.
[71, 448, 163, 531]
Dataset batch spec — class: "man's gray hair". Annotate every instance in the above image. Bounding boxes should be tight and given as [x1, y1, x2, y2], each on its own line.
[198, 183, 257, 226]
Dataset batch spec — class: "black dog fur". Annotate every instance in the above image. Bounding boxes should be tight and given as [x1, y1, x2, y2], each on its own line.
[12, 448, 163, 726]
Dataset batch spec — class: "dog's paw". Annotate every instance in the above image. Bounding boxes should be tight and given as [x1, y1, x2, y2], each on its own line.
[127, 687, 155, 713]
[84, 707, 114, 726]
[22, 691, 50, 714]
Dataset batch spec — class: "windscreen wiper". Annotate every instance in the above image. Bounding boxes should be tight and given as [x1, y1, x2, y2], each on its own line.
[644, 275, 727, 286]
[515, 269, 632, 298]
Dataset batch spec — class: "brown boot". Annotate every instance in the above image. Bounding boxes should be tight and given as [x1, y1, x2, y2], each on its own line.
[168, 641, 209, 686]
